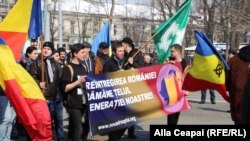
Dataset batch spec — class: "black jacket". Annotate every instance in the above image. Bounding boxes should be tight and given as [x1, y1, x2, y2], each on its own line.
[97, 51, 110, 66]
[103, 56, 125, 73]
[0, 87, 5, 96]
[125, 48, 144, 69]
[60, 63, 88, 109]
[29, 56, 62, 100]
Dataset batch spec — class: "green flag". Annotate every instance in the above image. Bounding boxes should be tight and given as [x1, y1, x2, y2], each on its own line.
[153, 0, 192, 64]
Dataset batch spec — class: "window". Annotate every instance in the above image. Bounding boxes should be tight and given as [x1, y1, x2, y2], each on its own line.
[93, 20, 99, 34]
[57, 44, 66, 49]
[70, 21, 75, 35]
[142, 25, 145, 30]
[62, 20, 64, 33]
[114, 25, 117, 35]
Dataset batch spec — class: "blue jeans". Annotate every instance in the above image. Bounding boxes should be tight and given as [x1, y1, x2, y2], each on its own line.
[0, 96, 16, 141]
[55, 95, 64, 140]
[201, 89, 215, 103]
[47, 95, 64, 140]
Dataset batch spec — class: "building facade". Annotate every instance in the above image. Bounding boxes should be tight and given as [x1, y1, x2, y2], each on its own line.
[0, 0, 204, 53]
[0, 0, 165, 52]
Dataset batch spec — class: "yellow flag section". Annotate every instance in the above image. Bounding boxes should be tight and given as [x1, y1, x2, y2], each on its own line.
[0, 0, 32, 32]
[0, 0, 32, 61]
[0, 37, 52, 140]
[0, 41, 44, 99]
[189, 53, 225, 84]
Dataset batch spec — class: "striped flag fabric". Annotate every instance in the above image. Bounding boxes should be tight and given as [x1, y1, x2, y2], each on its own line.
[0, 0, 42, 61]
[0, 37, 52, 140]
[160, 75, 182, 105]
[0, 0, 49, 138]
[182, 29, 230, 102]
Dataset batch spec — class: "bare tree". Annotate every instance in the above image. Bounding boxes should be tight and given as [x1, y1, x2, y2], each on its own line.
[81, 15, 91, 41]
[157, 0, 168, 20]
[214, 0, 249, 49]
[109, 0, 115, 25]
[154, 0, 181, 20]
[228, 0, 249, 49]
[202, 0, 218, 42]
[150, 0, 156, 33]
[74, 0, 81, 37]
[50, 0, 58, 43]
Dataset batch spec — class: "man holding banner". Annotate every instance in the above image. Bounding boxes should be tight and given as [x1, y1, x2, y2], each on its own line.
[86, 41, 191, 139]
[102, 41, 127, 141]
[121, 37, 144, 139]
[166, 44, 189, 125]
[151, 0, 191, 126]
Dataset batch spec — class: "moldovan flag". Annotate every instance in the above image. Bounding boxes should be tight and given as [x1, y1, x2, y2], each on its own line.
[0, 37, 51, 140]
[153, 0, 192, 64]
[182, 29, 230, 102]
[0, 0, 42, 61]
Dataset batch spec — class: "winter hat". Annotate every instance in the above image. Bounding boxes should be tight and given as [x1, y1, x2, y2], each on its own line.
[43, 42, 55, 52]
[99, 42, 109, 49]
[121, 37, 135, 48]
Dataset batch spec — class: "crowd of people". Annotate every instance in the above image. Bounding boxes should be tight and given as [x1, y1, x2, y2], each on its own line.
[0, 37, 158, 141]
[1, 36, 250, 141]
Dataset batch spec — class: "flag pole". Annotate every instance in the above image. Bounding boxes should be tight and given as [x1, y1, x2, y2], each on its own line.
[124, 32, 158, 66]
[107, 16, 112, 56]
[40, 35, 45, 94]
[124, 0, 191, 66]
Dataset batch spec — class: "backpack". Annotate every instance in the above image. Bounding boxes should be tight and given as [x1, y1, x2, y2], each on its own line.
[66, 64, 87, 81]
[66, 64, 74, 81]
[61, 64, 87, 109]
[60, 64, 74, 110]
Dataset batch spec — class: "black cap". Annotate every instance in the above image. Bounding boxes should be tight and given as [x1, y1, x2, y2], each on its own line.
[99, 42, 109, 49]
[121, 37, 134, 48]
[31, 38, 37, 42]
[43, 42, 55, 52]
[52, 49, 59, 55]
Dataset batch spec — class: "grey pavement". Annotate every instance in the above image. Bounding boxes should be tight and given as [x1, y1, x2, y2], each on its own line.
[15, 91, 233, 141]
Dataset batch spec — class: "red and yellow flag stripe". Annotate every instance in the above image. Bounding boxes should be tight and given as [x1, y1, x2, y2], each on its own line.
[0, 0, 33, 61]
[0, 37, 52, 140]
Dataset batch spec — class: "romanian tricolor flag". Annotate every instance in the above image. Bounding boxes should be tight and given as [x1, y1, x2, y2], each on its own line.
[182, 29, 230, 102]
[160, 72, 182, 106]
[0, 0, 42, 61]
[0, 37, 51, 140]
